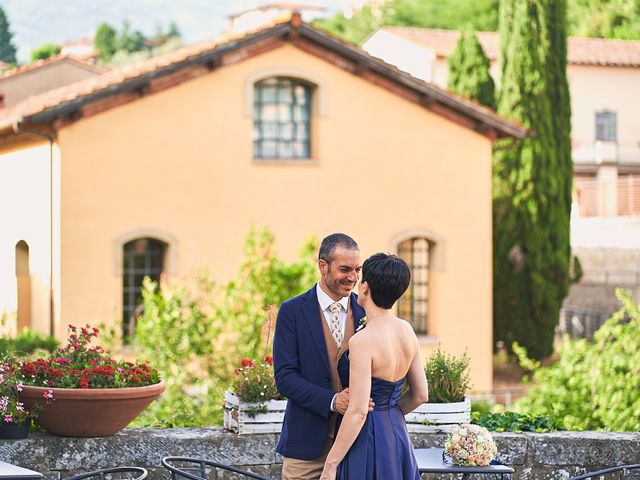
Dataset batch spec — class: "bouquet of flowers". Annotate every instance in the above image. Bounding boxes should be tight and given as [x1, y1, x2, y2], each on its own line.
[18, 324, 160, 389]
[231, 355, 282, 402]
[444, 423, 497, 466]
[0, 357, 47, 425]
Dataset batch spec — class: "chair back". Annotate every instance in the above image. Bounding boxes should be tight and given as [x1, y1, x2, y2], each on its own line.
[567, 465, 640, 480]
[162, 456, 272, 480]
[63, 467, 148, 480]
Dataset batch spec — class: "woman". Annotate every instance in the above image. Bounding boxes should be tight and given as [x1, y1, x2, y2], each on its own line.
[320, 253, 429, 480]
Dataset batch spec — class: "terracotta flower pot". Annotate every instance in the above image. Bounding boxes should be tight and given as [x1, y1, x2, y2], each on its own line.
[19, 381, 165, 437]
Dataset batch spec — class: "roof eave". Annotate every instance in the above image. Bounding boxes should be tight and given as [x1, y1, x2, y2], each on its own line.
[298, 24, 527, 139]
[24, 23, 292, 125]
[15, 18, 526, 140]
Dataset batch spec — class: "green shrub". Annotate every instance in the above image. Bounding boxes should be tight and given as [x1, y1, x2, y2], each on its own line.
[425, 349, 471, 403]
[515, 289, 640, 431]
[0, 329, 58, 355]
[470, 399, 493, 416]
[131, 227, 316, 427]
[472, 411, 561, 432]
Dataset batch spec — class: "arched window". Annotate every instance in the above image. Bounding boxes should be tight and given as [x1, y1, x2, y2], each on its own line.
[122, 238, 166, 340]
[15, 240, 31, 330]
[253, 77, 312, 159]
[397, 237, 430, 334]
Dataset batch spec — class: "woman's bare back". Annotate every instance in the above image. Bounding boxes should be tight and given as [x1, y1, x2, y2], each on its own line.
[353, 316, 418, 383]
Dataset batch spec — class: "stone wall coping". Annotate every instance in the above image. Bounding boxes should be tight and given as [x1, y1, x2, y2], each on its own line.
[1, 428, 639, 479]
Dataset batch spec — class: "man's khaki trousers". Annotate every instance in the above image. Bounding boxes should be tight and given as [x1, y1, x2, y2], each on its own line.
[281, 436, 333, 480]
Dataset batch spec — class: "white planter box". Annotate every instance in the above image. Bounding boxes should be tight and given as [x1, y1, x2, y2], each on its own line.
[223, 391, 287, 434]
[405, 396, 471, 433]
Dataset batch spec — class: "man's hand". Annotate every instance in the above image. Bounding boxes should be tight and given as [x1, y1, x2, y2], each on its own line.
[334, 388, 375, 415]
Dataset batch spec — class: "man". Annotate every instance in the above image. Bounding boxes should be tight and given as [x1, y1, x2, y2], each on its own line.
[274, 233, 369, 480]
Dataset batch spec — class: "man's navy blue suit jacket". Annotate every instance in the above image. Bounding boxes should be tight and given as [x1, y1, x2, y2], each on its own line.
[273, 286, 365, 460]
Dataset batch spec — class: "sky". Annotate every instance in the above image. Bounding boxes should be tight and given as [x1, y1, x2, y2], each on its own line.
[0, 0, 345, 63]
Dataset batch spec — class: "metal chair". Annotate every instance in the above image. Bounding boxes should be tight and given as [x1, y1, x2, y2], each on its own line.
[162, 456, 273, 480]
[567, 464, 640, 479]
[63, 467, 148, 480]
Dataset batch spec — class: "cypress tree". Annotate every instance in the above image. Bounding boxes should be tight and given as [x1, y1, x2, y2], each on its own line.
[0, 6, 17, 65]
[447, 30, 496, 109]
[493, 0, 572, 359]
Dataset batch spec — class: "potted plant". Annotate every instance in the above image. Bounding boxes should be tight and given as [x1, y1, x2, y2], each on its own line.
[16, 324, 165, 437]
[223, 355, 287, 434]
[0, 357, 48, 439]
[405, 349, 471, 432]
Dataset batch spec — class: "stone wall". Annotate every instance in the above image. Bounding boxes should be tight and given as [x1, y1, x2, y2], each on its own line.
[1, 428, 639, 479]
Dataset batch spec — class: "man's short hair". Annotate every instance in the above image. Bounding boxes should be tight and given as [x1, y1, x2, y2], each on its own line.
[362, 253, 411, 309]
[318, 233, 359, 264]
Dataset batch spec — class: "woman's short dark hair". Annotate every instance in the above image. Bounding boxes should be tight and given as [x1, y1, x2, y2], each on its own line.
[361, 253, 411, 309]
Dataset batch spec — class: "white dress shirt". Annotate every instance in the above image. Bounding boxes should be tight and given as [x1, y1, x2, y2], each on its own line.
[316, 282, 350, 412]
[316, 282, 349, 338]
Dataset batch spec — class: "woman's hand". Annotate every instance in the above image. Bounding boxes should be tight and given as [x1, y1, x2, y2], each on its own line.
[319, 462, 337, 480]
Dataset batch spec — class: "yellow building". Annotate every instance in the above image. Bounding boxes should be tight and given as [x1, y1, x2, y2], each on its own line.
[0, 15, 525, 391]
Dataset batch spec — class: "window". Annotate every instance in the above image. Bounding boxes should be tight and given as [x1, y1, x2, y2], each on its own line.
[122, 238, 165, 340]
[596, 110, 617, 142]
[397, 237, 430, 334]
[253, 77, 312, 159]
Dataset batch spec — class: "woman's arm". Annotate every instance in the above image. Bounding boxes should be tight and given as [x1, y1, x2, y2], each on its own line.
[320, 335, 372, 480]
[397, 336, 429, 415]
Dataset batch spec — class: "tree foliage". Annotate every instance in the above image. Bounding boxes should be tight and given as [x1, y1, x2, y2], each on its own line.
[314, 0, 639, 44]
[30, 43, 61, 62]
[568, 0, 640, 39]
[131, 227, 317, 427]
[117, 20, 147, 54]
[95, 22, 118, 62]
[515, 290, 640, 431]
[492, 0, 572, 360]
[447, 31, 496, 109]
[94, 20, 183, 66]
[0, 5, 17, 65]
[314, 0, 499, 45]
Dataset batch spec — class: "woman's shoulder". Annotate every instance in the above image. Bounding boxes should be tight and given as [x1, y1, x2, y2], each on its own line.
[349, 328, 368, 346]
[394, 316, 417, 333]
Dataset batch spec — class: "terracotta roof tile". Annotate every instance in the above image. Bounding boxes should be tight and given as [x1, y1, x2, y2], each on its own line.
[0, 22, 273, 129]
[382, 27, 640, 67]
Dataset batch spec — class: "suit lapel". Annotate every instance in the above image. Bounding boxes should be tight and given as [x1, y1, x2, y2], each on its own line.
[350, 292, 365, 330]
[302, 287, 331, 376]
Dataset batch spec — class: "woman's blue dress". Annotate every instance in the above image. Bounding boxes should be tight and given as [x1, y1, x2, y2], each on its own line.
[336, 351, 421, 480]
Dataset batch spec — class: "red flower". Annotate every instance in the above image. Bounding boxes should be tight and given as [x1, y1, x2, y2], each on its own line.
[241, 358, 255, 368]
[264, 355, 273, 365]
